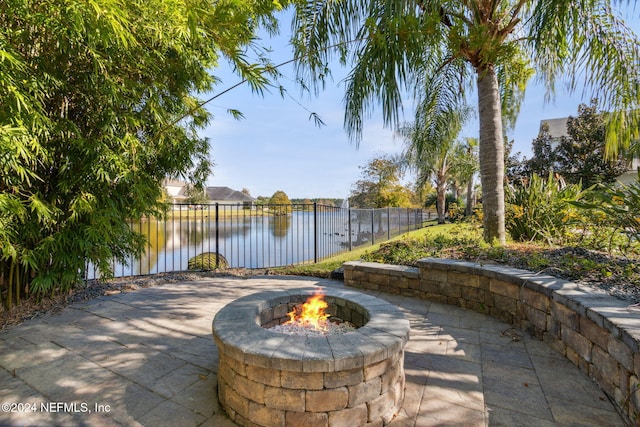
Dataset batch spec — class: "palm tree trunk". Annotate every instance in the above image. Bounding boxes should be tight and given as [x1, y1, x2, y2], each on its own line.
[436, 185, 447, 224]
[436, 171, 446, 224]
[466, 178, 474, 216]
[477, 65, 506, 244]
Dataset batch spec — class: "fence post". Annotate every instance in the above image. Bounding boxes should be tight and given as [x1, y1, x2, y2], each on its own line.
[387, 207, 391, 240]
[348, 208, 352, 251]
[314, 202, 318, 263]
[185, 207, 189, 272]
[406, 208, 409, 232]
[370, 209, 374, 246]
[215, 203, 220, 268]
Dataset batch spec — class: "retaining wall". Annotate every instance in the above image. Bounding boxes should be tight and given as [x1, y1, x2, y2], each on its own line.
[343, 258, 640, 423]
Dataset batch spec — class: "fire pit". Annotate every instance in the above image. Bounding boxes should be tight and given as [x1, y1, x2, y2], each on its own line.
[212, 287, 410, 427]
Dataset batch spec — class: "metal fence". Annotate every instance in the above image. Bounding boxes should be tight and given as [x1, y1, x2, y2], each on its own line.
[103, 203, 427, 278]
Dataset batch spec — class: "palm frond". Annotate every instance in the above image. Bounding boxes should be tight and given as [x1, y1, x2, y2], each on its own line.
[528, 0, 640, 155]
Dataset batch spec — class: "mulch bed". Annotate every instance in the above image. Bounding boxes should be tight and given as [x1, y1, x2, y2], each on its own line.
[445, 245, 640, 306]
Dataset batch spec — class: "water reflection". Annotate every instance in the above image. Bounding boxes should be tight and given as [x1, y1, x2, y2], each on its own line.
[270, 215, 291, 238]
[96, 207, 421, 278]
[120, 213, 308, 275]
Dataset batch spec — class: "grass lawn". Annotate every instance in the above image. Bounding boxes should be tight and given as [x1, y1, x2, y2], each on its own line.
[272, 220, 459, 277]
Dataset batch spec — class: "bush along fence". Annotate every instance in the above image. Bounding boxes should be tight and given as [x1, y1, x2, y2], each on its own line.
[93, 203, 427, 278]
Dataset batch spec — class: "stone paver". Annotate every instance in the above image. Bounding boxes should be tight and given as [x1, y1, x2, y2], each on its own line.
[0, 276, 627, 426]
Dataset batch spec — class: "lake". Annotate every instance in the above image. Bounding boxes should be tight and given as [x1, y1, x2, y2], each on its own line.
[92, 205, 423, 278]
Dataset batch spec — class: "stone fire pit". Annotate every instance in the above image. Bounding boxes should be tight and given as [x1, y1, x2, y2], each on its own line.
[212, 287, 410, 427]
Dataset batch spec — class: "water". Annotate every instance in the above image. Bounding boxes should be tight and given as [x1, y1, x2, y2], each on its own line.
[108, 211, 353, 277]
[91, 205, 423, 278]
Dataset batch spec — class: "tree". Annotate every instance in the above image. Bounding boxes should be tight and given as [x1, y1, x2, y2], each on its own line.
[451, 138, 479, 217]
[505, 144, 531, 189]
[555, 100, 629, 188]
[184, 185, 210, 205]
[292, 0, 640, 244]
[0, 0, 288, 307]
[349, 155, 414, 208]
[316, 199, 337, 207]
[412, 180, 436, 210]
[400, 107, 469, 223]
[526, 100, 630, 188]
[528, 123, 558, 178]
[270, 190, 292, 215]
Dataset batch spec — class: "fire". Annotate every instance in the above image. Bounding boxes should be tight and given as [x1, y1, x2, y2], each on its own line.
[285, 291, 330, 331]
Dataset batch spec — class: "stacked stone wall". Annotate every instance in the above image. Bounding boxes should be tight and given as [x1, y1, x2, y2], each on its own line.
[217, 349, 404, 427]
[212, 288, 410, 427]
[343, 259, 640, 422]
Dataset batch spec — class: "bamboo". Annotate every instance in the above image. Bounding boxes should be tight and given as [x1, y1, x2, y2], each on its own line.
[15, 265, 20, 305]
[6, 261, 14, 310]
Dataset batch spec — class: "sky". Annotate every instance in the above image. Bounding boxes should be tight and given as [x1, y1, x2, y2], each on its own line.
[202, 7, 639, 200]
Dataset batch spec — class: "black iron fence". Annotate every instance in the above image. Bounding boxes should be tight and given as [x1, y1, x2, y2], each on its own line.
[102, 203, 427, 278]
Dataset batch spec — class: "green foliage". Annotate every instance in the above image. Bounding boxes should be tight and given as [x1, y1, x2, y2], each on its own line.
[350, 154, 415, 208]
[556, 101, 629, 187]
[269, 190, 292, 215]
[184, 185, 210, 205]
[447, 203, 465, 223]
[361, 231, 481, 266]
[0, 0, 286, 307]
[423, 193, 462, 220]
[456, 138, 479, 216]
[573, 182, 640, 255]
[525, 252, 551, 271]
[188, 252, 229, 270]
[291, 0, 640, 244]
[528, 100, 629, 187]
[472, 203, 484, 225]
[527, 123, 556, 178]
[289, 198, 340, 207]
[399, 105, 472, 224]
[505, 173, 585, 244]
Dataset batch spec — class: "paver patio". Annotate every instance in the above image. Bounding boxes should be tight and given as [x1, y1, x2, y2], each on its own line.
[0, 276, 627, 426]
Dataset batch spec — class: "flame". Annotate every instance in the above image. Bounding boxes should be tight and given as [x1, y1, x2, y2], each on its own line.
[285, 291, 330, 331]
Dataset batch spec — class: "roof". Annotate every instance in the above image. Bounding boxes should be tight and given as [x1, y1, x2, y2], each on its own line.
[206, 186, 255, 203]
[163, 178, 189, 188]
[163, 178, 189, 198]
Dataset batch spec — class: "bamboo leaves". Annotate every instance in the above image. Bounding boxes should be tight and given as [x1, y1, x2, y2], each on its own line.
[0, 0, 287, 307]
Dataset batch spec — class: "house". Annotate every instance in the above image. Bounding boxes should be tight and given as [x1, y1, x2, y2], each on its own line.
[163, 180, 255, 207]
[540, 117, 639, 185]
[163, 179, 190, 203]
[206, 186, 255, 207]
[539, 117, 570, 142]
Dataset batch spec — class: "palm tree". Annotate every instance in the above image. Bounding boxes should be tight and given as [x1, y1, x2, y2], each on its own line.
[291, 0, 639, 244]
[400, 107, 467, 223]
[453, 137, 479, 217]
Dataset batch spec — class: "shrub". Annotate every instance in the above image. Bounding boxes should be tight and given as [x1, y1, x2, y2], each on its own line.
[572, 182, 640, 255]
[447, 202, 465, 222]
[471, 203, 483, 224]
[505, 173, 585, 244]
[361, 231, 482, 266]
[188, 252, 229, 270]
